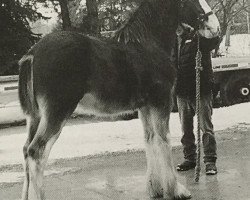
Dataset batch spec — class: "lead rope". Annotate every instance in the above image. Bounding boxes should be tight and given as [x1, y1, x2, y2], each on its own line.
[195, 33, 202, 182]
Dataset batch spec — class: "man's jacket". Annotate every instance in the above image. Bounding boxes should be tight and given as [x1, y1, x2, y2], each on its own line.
[172, 33, 220, 98]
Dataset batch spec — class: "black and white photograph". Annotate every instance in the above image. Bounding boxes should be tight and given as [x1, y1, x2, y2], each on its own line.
[0, 0, 250, 199]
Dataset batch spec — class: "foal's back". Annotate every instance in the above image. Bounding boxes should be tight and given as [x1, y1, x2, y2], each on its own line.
[20, 31, 175, 117]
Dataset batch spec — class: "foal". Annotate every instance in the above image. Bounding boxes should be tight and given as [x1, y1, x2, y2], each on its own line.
[19, 0, 220, 199]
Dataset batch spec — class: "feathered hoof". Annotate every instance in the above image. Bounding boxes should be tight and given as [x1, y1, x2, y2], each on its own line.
[174, 195, 192, 200]
[174, 182, 192, 200]
[147, 176, 191, 199]
[147, 178, 163, 198]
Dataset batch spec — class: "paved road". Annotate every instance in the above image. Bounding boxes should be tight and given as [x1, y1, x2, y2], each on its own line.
[0, 125, 249, 200]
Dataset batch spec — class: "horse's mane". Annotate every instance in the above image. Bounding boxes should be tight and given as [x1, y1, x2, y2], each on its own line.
[113, 0, 158, 44]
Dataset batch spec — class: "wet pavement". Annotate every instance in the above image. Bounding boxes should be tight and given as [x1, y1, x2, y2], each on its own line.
[0, 125, 249, 200]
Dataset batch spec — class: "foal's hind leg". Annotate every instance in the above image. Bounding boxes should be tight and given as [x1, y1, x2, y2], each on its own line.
[24, 107, 69, 200]
[22, 115, 40, 200]
[139, 106, 191, 199]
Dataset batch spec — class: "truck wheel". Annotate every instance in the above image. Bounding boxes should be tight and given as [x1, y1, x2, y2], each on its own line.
[221, 73, 250, 106]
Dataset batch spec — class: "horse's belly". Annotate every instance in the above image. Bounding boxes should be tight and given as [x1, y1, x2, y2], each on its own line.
[74, 93, 135, 117]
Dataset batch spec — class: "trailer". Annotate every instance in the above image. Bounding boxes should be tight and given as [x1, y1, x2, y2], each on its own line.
[212, 57, 250, 106]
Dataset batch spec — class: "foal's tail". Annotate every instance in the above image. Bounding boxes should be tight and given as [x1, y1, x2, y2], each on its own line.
[18, 54, 38, 115]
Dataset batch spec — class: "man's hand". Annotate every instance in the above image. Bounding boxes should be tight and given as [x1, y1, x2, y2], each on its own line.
[181, 23, 195, 35]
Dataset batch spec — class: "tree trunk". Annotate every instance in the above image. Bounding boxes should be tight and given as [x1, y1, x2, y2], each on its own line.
[58, 0, 71, 30]
[85, 0, 100, 36]
[225, 24, 231, 47]
[247, 11, 250, 34]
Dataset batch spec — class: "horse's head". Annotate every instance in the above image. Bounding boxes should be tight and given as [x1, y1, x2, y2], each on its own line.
[179, 0, 220, 38]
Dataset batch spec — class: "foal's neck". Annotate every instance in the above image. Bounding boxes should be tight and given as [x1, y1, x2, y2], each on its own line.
[148, 0, 178, 53]
[114, 0, 178, 53]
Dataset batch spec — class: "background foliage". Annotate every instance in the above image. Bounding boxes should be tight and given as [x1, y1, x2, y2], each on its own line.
[0, 0, 49, 75]
[0, 0, 249, 75]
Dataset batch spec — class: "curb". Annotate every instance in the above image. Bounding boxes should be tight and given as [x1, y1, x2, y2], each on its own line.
[0, 75, 18, 93]
[0, 119, 26, 129]
[0, 104, 25, 128]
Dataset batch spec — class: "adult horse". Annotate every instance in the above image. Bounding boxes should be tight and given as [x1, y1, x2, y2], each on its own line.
[19, 0, 220, 199]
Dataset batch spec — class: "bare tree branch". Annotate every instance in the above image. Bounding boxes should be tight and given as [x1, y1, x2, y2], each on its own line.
[211, 1, 221, 10]
[229, 4, 250, 22]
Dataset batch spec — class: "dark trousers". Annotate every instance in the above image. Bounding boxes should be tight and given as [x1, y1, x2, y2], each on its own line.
[177, 93, 217, 163]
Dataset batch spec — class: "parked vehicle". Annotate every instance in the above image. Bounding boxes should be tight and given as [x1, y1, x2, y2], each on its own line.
[212, 57, 250, 106]
[0, 57, 250, 109]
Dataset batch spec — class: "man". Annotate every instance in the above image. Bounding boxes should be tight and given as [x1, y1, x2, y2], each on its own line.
[173, 25, 220, 175]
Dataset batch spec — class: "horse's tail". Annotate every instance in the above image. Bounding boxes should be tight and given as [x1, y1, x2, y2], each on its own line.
[18, 54, 38, 115]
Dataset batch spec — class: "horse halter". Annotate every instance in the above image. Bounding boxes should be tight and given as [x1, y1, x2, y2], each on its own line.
[179, 0, 214, 24]
[197, 11, 213, 22]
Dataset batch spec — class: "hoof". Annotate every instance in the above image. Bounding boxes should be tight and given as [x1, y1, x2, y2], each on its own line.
[174, 195, 192, 200]
[147, 176, 163, 198]
[174, 182, 191, 200]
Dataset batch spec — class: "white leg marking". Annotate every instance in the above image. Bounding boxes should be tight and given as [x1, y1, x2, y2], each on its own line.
[140, 106, 191, 199]
[175, 182, 192, 199]
[26, 104, 65, 200]
[140, 107, 191, 199]
[22, 117, 31, 200]
[22, 159, 29, 200]
[22, 116, 41, 200]
[149, 134, 177, 199]
[28, 158, 43, 200]
[27, 132, 61, 200]
[149, 130, 191, 199]
[145, 145, 161, 197]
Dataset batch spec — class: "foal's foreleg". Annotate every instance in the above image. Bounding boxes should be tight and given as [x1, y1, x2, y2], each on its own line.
[139, 107, 176, 198]
[25, 114, 65, 200]
[139, 107, 191, 199]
